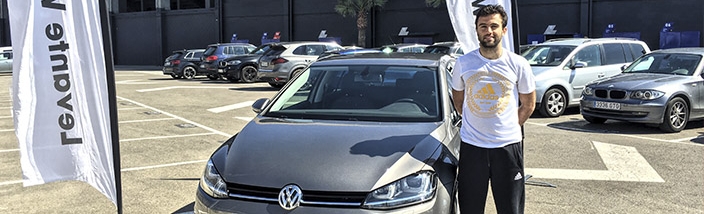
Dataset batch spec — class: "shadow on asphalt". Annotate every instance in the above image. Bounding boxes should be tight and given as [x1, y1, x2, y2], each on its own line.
[231, 86, 280, 92]
[172, 202, 194, 214]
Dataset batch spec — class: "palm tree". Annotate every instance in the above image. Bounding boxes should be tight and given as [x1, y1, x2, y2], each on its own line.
[334, 0, 388, 47]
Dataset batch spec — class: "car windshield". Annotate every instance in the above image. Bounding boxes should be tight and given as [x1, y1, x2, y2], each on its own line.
[522, 45, 575, 66]
[623, 53, 702, 76]
[424, 46, 450, 54]
[264, 65, 441, 122]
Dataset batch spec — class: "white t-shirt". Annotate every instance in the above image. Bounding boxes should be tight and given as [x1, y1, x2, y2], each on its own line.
[451, 48, 535, 148]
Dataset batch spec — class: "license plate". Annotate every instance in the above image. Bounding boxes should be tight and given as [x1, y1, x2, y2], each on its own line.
[200, 65, 205, 68]
[594, 101, 620, 110]
[218, 69, 225, 74]
[260, 61, 268, 67]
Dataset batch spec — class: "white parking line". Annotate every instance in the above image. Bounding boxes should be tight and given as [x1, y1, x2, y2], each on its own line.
[119, 118, 177, 124]
[208, 101, 255, 113]
[0, 180, 22, 186]
[235, 117, 253, 122]
[118, 107, 144, 111]
[1, 159, 209, 187]
[0, 116, 13, 119]
[119, 133, 215, 142]
[137, 86, 234, 93]
[121, 160, 206, 172]
[0, 129, 13, 132]
[0, 148, 19, 153]
[117, 96, 231, 137]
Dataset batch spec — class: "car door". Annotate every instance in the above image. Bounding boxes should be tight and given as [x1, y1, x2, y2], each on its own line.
[567, 44, 613, 103]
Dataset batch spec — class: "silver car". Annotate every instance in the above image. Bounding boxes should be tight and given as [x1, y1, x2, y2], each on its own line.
[0, 46, 12, 73]
[580, 47, 704, 133]
[522, 38, 651, 117]
[257, 41, 343, 88]
[195, 53, 461, 213]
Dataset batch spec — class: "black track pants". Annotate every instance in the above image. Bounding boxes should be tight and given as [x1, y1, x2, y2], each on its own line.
[457, 142, 525, 214]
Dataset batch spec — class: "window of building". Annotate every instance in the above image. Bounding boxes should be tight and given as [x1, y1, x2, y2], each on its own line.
[122, 0, 157, 12]
[170, 0, 210, 10]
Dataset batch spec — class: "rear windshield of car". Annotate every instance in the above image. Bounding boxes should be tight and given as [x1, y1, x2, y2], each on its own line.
[264, 65, 442, 122]
[623, 53, 702, 76]
[203, 46, 218, 56]
[522, 45, 576, 66]
[166, 52, 184, 60]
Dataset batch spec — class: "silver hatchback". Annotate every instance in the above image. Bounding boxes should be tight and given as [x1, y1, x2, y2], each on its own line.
[580, 47, 704, 132]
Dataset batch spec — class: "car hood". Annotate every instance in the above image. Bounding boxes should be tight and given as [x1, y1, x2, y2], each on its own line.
[217, 118, 445, 192]
[588, 73, 693, 89]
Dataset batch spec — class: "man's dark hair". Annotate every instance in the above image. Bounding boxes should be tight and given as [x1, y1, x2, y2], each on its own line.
[474, 4, 508, 28]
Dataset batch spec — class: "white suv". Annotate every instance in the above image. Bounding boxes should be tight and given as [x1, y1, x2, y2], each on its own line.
[521, 38, 651, 117]
[257, 41, 342, 88]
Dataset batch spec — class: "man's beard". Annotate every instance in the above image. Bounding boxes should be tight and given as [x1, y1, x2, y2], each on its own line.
[479, 35, 502, 48]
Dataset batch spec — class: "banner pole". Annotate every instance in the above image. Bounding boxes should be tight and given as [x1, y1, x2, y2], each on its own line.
[97, 1, 123, 213]
[511, 0, 521, 53]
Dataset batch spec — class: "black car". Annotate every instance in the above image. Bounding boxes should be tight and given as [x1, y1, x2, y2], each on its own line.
[200, 43, 257, 80]
[219, 43, 276, 83]
[162, 49, 205, 79]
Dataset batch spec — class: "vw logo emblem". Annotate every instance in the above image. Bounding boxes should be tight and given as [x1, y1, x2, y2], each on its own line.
[278, 184, 302, 210]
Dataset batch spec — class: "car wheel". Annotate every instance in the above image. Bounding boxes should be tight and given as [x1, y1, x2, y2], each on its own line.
[182, 66, 197, 80]
[207, 74, 221, 80]
[583, 115, 607, 124]
[290, 68, 304, 79]
[268, 82, 284, 89]
[659, 97, 689, 133]
[539, 88, 566, 117]
[169, 73, 181, 79]
[240, 65, 258, 83]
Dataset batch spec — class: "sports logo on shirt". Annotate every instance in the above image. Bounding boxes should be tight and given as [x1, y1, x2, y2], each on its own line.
[465, 70, 512, 117]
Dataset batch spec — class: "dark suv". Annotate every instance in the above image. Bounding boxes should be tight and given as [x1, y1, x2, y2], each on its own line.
[162, 49, 205, 79]
[201, 43, 257, 80]
[219, 43, 276, 83]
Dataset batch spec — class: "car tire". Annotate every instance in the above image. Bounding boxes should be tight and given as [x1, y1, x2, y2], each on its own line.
[240, 65, 258, 83]
[182, 66, 197, 80]
[207, 74, 221, 80]
[583, 115, 607, 124]
[539, 88, 566, 117]
[290, 68, 304, 79]
[169, 73, 182, 79]
[659, 97, 688, 133]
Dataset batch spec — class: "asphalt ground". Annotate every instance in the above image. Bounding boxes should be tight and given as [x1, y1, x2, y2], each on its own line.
[0, 70, 702, 213]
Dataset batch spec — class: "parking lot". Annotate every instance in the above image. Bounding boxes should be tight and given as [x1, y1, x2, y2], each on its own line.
[0, 70, 703, 213]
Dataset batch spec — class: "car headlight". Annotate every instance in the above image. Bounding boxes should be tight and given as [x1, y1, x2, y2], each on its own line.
[199, 159, 228, 198]
[362, 171, 436, 209]
[583, 86, 594, 96]
[630, 90, 664, 100]
[227, 60, 242, 65]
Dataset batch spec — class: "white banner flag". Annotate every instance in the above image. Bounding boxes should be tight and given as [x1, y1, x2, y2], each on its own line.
[9, 0, 117, 205]
[446, 0, 515, 53]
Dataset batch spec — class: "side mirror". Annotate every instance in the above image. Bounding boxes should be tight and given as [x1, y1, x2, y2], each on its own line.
[621, 64, 628, 71]
[571, 61, 588, 69]
[252, 98, 269, 113]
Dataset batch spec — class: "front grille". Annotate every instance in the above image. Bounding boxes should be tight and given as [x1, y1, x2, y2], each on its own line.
[227, 183, 367, 208]
[594, 89, 627, 99]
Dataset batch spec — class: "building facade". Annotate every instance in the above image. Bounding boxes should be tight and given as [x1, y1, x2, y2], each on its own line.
[0, 0, 702, 66]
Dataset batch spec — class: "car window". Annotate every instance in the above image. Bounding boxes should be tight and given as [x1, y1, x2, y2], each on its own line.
[628, 43, 647, 60]
[265, 65, 441, 122]
[624, 53, 701, 76]
[193, 51, 204, 58]
[292, 46, 307, 55]
[572, 45, 602, 67]
[166, 52, 184, 60]
[325, 45, 342, 52]
[234, 46, 247, 55]
[602, 43, 627, 65]
[203, 46, 217, 56]
[522, 45, 574, 66]
[306, 45, 325, 55]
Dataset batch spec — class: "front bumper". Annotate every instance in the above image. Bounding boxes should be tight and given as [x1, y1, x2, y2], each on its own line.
[194, 184, 453, 214]
[580, 98, 666, 124]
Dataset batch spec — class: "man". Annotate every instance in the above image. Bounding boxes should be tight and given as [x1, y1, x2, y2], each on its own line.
[450, 4, 536, 214]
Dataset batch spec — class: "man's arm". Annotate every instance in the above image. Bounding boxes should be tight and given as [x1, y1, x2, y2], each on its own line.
[518, 91, 536, 126]
[452, 90, 464, 115]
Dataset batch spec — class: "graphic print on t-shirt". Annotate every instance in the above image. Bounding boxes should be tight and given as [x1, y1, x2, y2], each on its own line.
[465, 70, 513, 118]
